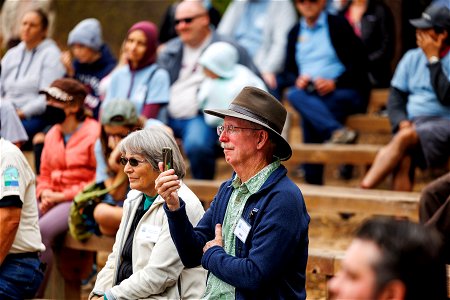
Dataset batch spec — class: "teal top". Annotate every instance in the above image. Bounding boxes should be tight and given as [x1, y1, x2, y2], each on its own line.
[144, 194, 158, 210]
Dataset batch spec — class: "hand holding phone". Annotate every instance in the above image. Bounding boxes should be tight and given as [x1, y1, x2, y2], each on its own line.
[162, 147, 173, 171]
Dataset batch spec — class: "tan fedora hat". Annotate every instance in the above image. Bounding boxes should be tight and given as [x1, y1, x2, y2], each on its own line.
[204, 86, 292, 161]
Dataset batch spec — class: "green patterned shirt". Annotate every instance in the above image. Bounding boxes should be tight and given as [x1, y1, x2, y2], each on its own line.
[203, 160, 281, 299]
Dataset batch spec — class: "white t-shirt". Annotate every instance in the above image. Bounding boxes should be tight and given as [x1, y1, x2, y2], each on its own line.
[0, 138, 45, 253]
[168, 35, 212, 119]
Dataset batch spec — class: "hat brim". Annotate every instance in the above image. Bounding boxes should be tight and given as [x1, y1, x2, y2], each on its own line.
[409, 18, 433, 29]
[204, 108, 292, 161]
[38, 89, 68, 102]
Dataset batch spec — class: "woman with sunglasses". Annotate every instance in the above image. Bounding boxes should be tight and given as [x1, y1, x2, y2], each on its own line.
[102, 21, 170, 120]
[92, 99, 171, 236]
[89, 127, 206, 300]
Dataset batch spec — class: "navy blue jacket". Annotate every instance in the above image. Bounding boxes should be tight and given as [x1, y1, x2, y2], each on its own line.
[165, 165, 310, 299]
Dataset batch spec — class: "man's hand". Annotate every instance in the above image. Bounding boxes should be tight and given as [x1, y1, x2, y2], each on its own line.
[416, 30, 444, 59]
[156, 162, 181, 211]
[314, 78, 336, 96]
[61, 50, 75, 77]
[107, 144, 123, 173]
[203, 224, 223, 253]
[295, 75, 311, 90]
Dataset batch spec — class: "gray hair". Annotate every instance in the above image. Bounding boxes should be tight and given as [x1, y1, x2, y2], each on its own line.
[119, 127, 186, 179]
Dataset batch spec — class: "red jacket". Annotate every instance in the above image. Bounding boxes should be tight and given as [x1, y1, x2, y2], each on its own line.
[37, 118, 100, 201]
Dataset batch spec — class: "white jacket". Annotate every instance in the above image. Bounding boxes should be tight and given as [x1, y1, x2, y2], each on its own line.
[90, 182, 207, 300]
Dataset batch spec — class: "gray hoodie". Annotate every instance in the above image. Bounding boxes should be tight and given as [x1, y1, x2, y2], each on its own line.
[0, 39, 65, 118]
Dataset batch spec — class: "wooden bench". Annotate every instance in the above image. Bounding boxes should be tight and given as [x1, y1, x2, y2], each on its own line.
[285, 88, 392, 143]
[307, 248, 345, 277]
[47, 234, 115, 299]
[43, 234, 113, 299]
[366, 88, 389, 113]
[287, 111, 391, 144]
[289, 143, 381, 165]
[213, 143, 382, 179]
[183, 179, 420, 221]
[346, 114, 391, 134]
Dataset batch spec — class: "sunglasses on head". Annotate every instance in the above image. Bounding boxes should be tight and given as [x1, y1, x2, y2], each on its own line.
[120, 157, 146, 167]
[296, 0, 318, 3]
[174, 13, 206, 25]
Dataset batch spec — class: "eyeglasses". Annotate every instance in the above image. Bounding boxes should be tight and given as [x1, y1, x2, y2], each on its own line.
[296, 0, 318, 3]
[120, 157, 146, 167]
[217, 125, 262, 136]
[174, 13, 206, 25]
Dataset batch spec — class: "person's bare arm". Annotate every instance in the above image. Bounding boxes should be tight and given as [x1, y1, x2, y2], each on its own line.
[0, 206, 21, 265]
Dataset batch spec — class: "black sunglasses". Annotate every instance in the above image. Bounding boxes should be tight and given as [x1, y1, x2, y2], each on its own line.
[120, 157, 146, 167]
[174, 13, 206, 25]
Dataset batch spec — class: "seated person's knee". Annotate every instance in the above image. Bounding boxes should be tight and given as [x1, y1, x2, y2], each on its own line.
[93, 203, 111, 224]
[394, 127, 418, 144]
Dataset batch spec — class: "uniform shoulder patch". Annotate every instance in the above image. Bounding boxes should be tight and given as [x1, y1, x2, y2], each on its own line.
[3, 166, 20, 188]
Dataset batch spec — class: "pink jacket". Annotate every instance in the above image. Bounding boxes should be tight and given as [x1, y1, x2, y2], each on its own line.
[37, 118, 100, 201]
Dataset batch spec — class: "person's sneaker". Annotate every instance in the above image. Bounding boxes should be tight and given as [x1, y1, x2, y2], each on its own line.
[327, 128, 358, 144]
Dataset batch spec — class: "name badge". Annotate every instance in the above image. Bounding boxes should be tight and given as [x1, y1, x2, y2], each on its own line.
[234, 218, 251, 243]
[138, 224, 161, 243]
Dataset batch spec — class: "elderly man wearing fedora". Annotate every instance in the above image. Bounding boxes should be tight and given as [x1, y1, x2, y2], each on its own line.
[157, 86, 310, 299]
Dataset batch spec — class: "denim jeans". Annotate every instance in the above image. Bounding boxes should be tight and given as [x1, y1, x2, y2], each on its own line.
[0, 255, 44, 299]
[22, 115, 49, 141]
[287, 87, 364, 184]
[168, 114, 218, 179]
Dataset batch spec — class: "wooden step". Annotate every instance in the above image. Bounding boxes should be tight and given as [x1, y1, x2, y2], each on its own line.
[307, 248, 345, 277]
[289, 143, 381, 165]
[367, 88, 389, 113]
[346, 114, 391, 134]
[183, 179, 420, 221]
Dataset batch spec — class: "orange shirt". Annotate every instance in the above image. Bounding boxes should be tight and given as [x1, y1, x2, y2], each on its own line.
[37, 118, 100, 201]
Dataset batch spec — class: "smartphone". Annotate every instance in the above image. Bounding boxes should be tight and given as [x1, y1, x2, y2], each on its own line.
[162, 147, 173, 171]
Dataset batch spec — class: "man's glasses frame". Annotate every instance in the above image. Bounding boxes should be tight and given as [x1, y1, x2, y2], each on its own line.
[174, 13, 206, 25]
[217, 125, 262, 136]
[120, 157, 146, 167]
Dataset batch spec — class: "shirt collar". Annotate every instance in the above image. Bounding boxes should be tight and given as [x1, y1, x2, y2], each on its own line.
[231, 160, 281, 194]
[300, 11, 327, 30]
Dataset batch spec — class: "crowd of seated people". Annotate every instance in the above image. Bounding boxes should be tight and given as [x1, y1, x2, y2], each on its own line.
[0, 0, 449, 298]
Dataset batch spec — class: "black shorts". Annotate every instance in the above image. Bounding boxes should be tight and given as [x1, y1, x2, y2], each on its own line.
[413, 116, 450, 169]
